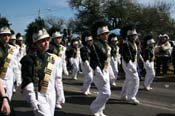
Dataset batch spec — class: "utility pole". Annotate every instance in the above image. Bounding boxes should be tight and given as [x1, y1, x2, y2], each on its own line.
[38, 8, 41, 18]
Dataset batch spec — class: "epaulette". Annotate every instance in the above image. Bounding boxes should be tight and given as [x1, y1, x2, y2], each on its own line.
[8, 44, 16, 50]
[15, 44, 20, 49]
[47, 53, 56, 64]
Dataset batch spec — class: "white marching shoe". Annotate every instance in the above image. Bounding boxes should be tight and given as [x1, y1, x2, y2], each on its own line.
[128, 98, 140, 105]
[100, 111, 107, 116]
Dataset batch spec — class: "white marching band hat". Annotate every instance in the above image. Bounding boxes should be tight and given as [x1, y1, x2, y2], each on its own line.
[163, 34, 169, 40]
[97, 26, 109, 36]
[0, 26, 11, 35]
[51, 31, 62, 39]
[111, 37, 118, 41]
[17, 36, 23, 40]
[32, 28, 50, 43]
[127, 29, 137, 36]
[73, 41, 79, 45]
[147, 38, 155, 45]
[10, 34, 16, 40]
[85, 36, 93, 42]
[159, 34, 163, 38]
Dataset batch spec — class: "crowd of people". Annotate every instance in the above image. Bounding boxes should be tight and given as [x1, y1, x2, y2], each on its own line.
[0, 19, 174, 116]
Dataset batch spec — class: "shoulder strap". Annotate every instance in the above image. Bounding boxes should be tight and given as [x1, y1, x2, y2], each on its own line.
[40, 54, 55, 93]
[0, 46, 15, 79]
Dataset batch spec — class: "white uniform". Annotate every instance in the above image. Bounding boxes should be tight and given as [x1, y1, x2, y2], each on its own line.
[110, 46, 121, 85]
[22, 53, 62, 116]
[0, 44, 21, 101]
[70, 48, 81, 80]
[121, 59, 140, 101]
[61, 46, 69, 76]
[144, 60, 155, 89]
[16, 43, 26, 86]
[90, 67, 111, 115]
[81, 60, 93, 95]
[55, 45, 66, 108]
[17, 44, 26, 61]
[143, 39, 156, 90]
[90, 45, 111, 115]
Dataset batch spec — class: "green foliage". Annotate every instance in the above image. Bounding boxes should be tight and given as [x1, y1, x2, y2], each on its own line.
[48, 26, 60, 35]
[68, 0, 104, 33]
[0, 16, 10, 28]
[25, 17, 48, 51]
[45, 16, 63, 31]
[68, 0, 175, 40]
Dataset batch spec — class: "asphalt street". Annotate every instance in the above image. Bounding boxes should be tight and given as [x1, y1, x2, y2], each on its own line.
[12, 74, 175, 116]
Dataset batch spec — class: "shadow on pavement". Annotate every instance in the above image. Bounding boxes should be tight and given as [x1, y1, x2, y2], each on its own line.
[154, 76, 175, 82]
[55, 111, 92, 116]
[12, 100, 30, 108]
[110, 86, 122, 91]
[15, 110, 92, 116]
[14, 111, 34, 116]
[63, 81, 83, 86]
[107, 98, 135, 105]
[157, 113, 175, 116]
[65, 90, 95, 105]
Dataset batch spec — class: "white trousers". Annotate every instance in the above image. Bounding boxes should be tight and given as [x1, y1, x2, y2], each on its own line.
[90, 67, 111, 114]
[121, 59, 140, 100]
[55, 78, 65, 105]
[110, 57, 119, 83]
[109, 65, 115, 84]
[33, 93, 56, 116]
[144, 61, 155, 88]
[70, 57, 80, 79]
[81, 62, 93, 93]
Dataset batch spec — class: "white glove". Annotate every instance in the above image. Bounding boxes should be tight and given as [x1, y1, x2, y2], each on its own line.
[69, 58, 74, 65]
[16, 81, 22, 87]
[127, 60, 137, 73]
[144, 60, 153, 70]
[31, 101, 39, 111]
[34, 108, 45, 116]
[83, 61, 92, 73]
[63, 70, 69, 76]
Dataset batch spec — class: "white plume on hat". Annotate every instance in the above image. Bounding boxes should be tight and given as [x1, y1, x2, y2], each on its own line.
[163, 34, 169, 40]
[111, 37, 118, 41]
[127, 29, 137, 36]
[73, 41, 79, 45]
[10, 34, 16, 40]
[97, 26, 109, 35]
[0, 27, 11, 35]
[85, 36, 93, 42]
[32, 28, 50, 43]
[159, 34, 163, 38]
[17, 36, 23, 40]
[147, 39, 155, 45]
[51, 31, 62, 39]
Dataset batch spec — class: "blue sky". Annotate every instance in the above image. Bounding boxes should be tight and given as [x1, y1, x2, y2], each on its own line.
[0, 0, 175, 34]
[0, 0, 76, 34]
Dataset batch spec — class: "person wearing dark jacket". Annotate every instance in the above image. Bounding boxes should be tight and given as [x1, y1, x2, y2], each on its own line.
[80, 34, 93, 95]
[21, 28, 62, 116]
[120, 28, 140, 105]
[143, 35, 156, 91]
[89, 22, 111, 116]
